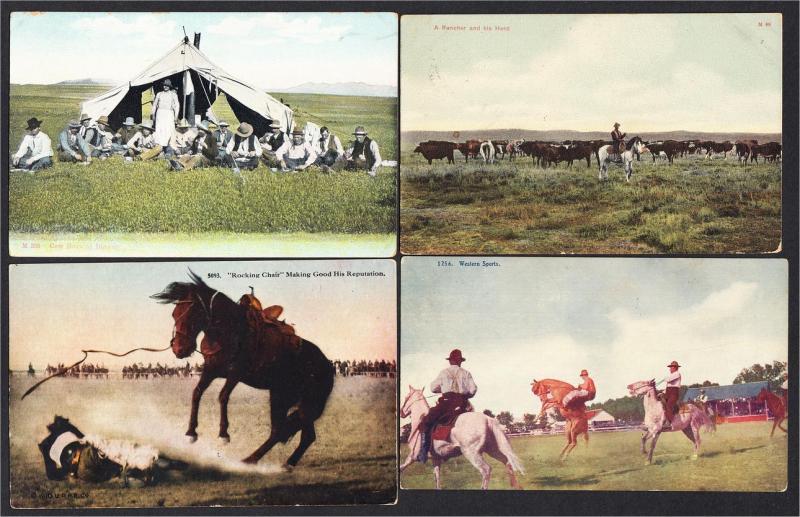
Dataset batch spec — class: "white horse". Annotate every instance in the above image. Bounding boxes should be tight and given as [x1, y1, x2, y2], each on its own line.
[399, 385, 524, 489]
[597, 136, 648, 181]
[627, 380, 714, 465]
[479, 141, 496, 164]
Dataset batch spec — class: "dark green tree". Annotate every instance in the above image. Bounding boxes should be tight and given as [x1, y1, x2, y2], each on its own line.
[733, 361, 787, 390]
[496, 411, 514, 427]
[483, 409, 495, 418]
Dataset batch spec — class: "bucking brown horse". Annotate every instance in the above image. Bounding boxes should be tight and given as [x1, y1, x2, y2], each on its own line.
[531, 378, 589, 460]
[152, 272, 334, 467]
[757, 388, 787, 437]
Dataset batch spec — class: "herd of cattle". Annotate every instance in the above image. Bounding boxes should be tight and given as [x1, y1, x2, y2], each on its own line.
[413, 138, 782, 168]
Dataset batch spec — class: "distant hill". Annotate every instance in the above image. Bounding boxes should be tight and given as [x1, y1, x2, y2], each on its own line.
[402, 129, 782, 148]
[54, 78, 115, 86]
[282, 82, 396, 98]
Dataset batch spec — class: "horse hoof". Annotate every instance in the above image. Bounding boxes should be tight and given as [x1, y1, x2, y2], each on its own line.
[186, 435, 198, 444]
[645, 460, 651, 466]
[281, 463, 294, 473]
[242, 457, 258, 465]
[218, 436, 230, 445]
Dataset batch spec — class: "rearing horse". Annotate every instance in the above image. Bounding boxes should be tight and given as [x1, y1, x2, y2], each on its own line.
[757, 388, 787, 437]
[531, 379, 589, 460]
[151, 272, 334, 467]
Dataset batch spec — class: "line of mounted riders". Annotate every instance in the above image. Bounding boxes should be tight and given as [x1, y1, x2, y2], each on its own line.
[414, 138, 782, 167]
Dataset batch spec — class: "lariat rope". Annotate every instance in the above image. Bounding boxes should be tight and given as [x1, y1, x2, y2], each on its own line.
[21, 344, 172, 400]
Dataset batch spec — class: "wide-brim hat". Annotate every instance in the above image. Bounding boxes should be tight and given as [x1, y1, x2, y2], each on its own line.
[667, 361, 681, 368]
[290, 128, 305, 136]
[79, 113, 92, 122]
[176, 119, 190, 129]
[68, 120, 81, 129]
[123, 116, 135, 126]
[163, 78, 173, 87]
[196, 121, 211, 133]
[235, 122, 254, 138]
[218, 121, 230, 127]
[269, 120, 282, 129]
[25, 117, 43, 130]
[446, 349, 465, 363]
[139, 120, 155, 131]
[96, 115, 110, 126]
[580, 369, 589, 377]
[352, 126, 368, 136]
[613, 122, 621, 127]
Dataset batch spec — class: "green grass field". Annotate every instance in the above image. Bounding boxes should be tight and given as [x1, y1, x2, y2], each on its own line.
[400, 153, 781, 254]
[8, 84, 397, 252]
[400, 422, 787, 491]
[9, 375, 396, 508]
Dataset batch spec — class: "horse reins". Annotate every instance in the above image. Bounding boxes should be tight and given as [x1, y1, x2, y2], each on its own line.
[22, 291, 221, 401]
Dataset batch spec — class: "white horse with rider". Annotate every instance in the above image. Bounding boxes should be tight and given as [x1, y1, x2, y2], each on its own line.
[597, 136, 648, 182]
[627, 379, 715, 465]
[399, 385, 524, 489]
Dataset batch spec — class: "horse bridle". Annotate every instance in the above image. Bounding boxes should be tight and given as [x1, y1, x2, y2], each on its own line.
[171, 291, 221, 347]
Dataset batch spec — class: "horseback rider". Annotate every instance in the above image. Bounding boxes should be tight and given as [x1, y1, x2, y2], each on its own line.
[611, 122, 626, 157]
[416, 349, 477, 463]
[657, 360, 682, 429]
[561, 369, 596, 409]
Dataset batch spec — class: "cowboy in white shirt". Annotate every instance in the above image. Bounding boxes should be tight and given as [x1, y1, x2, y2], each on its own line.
[315, 126, 344, 168]
[225, 122, 261, 171]
[127, 120, 162, 160]
[165, 119, 197, 158]
[275, 128, 318, 171]
[417, 349, 477, 462]
[12, 117, 53, 171]
[344, 126, 382, 176]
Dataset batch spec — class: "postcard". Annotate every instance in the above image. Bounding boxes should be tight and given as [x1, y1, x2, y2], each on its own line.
[8, 260, 396, 507]
[400, 14, 782, 254]
[400, 257, 787, 490]
[8, 12, 398, 257]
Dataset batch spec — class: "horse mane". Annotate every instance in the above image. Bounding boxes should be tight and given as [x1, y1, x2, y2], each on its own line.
[626, 136, 640, 150]
[150, 269, 216, 304]
[538, 378, 575, 390]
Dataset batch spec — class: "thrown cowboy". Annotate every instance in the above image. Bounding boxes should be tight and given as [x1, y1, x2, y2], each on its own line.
[658, 360, 682, 429]
[561, 369, 596, 409]
[611, 122, 626, 158]
[416, 349, 477, 463]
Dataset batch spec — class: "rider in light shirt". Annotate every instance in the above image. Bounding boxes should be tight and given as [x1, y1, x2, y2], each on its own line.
[658, 360, 682, 429]
[416, 349, 477, 463]
[562, 369, 596, 409]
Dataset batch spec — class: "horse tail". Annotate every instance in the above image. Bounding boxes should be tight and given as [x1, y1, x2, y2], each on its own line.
[697, 405, 715, 433]
[594, 147, 601, 167]
[299, 339, 335, 420]
[490, 419, 525, 474]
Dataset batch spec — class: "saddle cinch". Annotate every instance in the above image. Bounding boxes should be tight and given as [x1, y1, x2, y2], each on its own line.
[238, 294, 302, 350]
[431, 402, 474, 441]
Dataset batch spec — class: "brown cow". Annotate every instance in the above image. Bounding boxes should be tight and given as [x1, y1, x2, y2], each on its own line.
[456, 140, 482, 162]
[751, 142, 781, 163]
[558, 144, 593, 168]
[414, 141, 458, 164]
[735, 140, 758, 164]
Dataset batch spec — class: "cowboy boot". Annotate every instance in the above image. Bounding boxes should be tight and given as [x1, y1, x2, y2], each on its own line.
[417, 430, 430, 463]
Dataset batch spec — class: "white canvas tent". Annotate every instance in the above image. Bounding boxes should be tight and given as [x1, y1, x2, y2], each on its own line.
[81, 37, 293, 137]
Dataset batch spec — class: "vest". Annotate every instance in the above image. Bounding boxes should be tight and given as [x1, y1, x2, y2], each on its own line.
[320, 134, 337, 152]
[352, 137, 376, 169]
[268, 132, 285, 150]
[85, 127, 103, 147]
[233, 134, 257, 152]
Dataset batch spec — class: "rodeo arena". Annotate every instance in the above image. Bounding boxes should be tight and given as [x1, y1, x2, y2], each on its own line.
[11, 36, 388, 176]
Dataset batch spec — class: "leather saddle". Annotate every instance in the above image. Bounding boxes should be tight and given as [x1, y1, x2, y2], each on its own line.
[431, 402, 474, 441]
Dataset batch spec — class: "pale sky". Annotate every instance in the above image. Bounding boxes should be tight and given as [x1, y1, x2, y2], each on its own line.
[10, 12, 397, 89]
[401, 258, 787, 420]
[402, 14, 782, 133]
[10, 260, 396, 371]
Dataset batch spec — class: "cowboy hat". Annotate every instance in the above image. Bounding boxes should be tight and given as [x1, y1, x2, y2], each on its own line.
[67, 120, 81, 129]
[25, 117, 43, 130]
[96, 115, 110, 127]
[139, 120, 155, 131]
[269, 120, 282, 129]
[352, 126, 368, 136]
[79, 113, 91, 122]
[123, 116, 136, 126]
[613, 122, 621, 127]
[235, 122, 254, 138]
[162, 78, 173, 87]
[196, 121, 211, 133]
[176, 119, 191, 129]
[667, 360, 681, 368]
[218, 121, 230, 128]
[290, 127, 305, 136]
[580, 369, 589, 377]
[446, 349, 465, 363]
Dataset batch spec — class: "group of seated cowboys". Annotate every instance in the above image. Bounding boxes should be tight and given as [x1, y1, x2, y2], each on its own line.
[11, 115, 383, 177]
